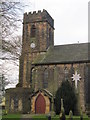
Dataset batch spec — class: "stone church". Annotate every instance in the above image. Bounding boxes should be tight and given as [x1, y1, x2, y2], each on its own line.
[6, 9, 90, 115]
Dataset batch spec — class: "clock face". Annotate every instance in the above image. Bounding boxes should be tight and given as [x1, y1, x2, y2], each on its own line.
[30, 43, 35, 48]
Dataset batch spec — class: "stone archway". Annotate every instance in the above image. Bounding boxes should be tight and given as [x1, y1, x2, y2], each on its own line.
[35, 94, 46, 114]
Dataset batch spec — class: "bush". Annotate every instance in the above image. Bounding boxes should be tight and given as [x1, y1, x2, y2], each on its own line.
[55, 80, 77, 115]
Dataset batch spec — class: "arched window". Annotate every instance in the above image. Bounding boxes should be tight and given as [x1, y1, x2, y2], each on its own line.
[14, 97, 18, 109]
[64, 66, 68, 80]
[31, 25, 36, 37]
[47, 28, 52, 48]
[70, 64, 75, 74]
[42, 28, 44, 38]
[43, 69, 48, 88]
[49, 28, 51, 41]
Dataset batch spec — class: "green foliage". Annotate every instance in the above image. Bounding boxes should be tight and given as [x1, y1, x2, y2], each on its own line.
[55, 80, 77, 115]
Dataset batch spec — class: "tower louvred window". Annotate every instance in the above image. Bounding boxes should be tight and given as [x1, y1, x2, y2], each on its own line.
[31, 25, 36, 37]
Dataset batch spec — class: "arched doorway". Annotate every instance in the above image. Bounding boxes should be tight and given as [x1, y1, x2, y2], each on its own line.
[35, 94, 46, 114]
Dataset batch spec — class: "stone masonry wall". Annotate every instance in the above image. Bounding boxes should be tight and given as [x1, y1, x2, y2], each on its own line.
[31, 62, 89, 113]
[18, 10, 54, 88]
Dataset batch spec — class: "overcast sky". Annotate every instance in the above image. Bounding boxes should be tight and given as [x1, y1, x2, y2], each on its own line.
[5, 0, 90, 89]
[20, 0, 89, 45]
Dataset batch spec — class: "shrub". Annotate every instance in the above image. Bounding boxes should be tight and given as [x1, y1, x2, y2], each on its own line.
[55, 80, 77, 115]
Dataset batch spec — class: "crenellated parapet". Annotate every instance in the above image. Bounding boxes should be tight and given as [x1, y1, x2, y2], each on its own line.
[23, 9, 54, 28]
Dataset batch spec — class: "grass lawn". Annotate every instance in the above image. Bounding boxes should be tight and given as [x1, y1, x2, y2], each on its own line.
[1, 114, 89, 120]
[2, 114, 21, 120]
[32, 114, 89, 120]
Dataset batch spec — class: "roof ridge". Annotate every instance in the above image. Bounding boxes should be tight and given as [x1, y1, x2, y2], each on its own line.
[54, 42, 89, 48]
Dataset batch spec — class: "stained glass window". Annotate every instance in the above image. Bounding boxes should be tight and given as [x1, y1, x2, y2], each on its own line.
[43, 69, 48, 88]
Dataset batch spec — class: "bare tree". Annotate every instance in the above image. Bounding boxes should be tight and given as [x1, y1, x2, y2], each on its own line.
[0, 0, 24, 40]
[0, 1, 31, 88]
[0, 74, 10, 104]
[2, 35, 22, 61]
[0, 74, 9, 95]
[1, 35, 22, 90]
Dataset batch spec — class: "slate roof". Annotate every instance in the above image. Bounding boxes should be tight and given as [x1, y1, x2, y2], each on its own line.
[31, 89, 53, 98]
[33, 43, 90, 65]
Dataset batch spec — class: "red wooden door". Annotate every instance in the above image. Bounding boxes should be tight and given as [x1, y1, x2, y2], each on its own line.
[35, 94, 46, 114]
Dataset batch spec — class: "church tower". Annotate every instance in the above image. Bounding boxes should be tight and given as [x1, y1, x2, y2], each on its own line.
[18, 9, 54, 88]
